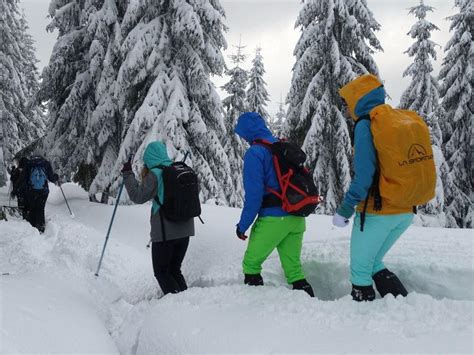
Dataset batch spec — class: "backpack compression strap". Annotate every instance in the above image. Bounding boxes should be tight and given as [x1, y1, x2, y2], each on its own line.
[252, 139, 312, 211]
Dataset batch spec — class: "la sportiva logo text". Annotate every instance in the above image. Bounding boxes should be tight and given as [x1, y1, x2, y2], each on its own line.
[398, 144, 433, 167]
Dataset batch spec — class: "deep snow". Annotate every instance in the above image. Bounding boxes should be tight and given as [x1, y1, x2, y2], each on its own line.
[1, 183, 473, 354]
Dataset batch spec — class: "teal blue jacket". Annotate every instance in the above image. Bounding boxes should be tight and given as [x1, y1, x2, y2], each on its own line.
[337, 86, 385, 219]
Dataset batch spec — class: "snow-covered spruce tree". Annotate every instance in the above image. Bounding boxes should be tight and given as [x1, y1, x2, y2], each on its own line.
[400, 1, 440, 115]
[271, 96, 287, 136]
[40, 0, 123, 196]
[399, 0, 449, 227]
[0, 0, 45, 186]
[100, 0, 235, 205]
[438, 0, 473, 228]
[81, 0, 124, 199]
[40, 0, 98, 180]
[284, 0, 382, 214]
[247, 47, 270, 121]
[221, 40, 249, 207]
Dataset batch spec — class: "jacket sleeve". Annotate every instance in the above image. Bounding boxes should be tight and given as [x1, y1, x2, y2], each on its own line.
[123, 171, 157, 204]
[237, 147, 265, 233]
[45, 161, 57, 182]
[338, 120, 377, 218]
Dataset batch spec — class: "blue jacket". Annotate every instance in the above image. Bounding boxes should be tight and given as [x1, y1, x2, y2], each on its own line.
[235, 112, 288, 233]
[337, 86, 385, 219]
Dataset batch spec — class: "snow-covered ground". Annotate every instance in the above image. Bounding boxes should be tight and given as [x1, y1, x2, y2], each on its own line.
[1, 183, 473, 354]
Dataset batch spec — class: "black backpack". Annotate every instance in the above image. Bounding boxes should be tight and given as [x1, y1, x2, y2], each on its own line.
[254, 139, 321, 217]
[155, 162, 201, 221]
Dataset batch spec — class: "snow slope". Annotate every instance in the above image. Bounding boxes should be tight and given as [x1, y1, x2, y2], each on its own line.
[1, 183, 473, 354]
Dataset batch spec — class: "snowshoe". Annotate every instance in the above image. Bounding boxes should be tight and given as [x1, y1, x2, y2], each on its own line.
[351, 285, 376, 302]
[244, 274, 264, 286]
[372, 269, 408, 298]
[292, 279, 315, 297]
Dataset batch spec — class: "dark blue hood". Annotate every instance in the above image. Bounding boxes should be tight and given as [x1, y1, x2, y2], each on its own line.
[235, 112, 276, 143]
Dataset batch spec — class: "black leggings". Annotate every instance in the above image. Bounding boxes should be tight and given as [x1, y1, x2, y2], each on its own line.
[152, 237, 190, 295]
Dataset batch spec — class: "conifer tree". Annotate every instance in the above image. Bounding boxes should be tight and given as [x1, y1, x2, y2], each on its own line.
[104, 0, 235, 205]
[399, 0, 449, 227]
[247, 47, 270, 120]
[284, 0, 382, 214]
[271, 96, 287, 136]
[40, 0, 122, 194]
[42, 1, 234, 204]
[0, 0, 44, 186]
[438, 0, 473, 228]
[221, 40, 249, 206]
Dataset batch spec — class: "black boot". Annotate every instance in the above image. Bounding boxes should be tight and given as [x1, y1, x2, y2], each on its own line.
[351, 285, 376, 302]
[155, 272, 181, 295]
[292, 279, 315, 297]
[372, 269, 408, 298]
[244, 274, 264, 286]
[171, 271, 188, 292]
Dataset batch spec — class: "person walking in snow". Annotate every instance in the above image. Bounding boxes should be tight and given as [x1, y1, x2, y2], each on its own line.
[333, 74, 435, 302]
[23, 155, 59, 233]
[10, 157, 30, 219]
[234, 112, 315, 297]
[121, 141, 195, 296]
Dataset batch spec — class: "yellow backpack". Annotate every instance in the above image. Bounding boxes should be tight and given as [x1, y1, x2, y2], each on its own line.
[366, 104, 436, 208]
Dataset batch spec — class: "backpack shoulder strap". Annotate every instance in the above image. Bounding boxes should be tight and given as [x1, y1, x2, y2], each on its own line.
[252, 139, 273, 146]
[354, 115, 371, 130]
[351, 114, 371, 146]
[252, 139, 279, 156]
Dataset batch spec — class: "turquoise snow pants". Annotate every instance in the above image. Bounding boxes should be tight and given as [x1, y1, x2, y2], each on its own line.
[351, 213, 413, 286]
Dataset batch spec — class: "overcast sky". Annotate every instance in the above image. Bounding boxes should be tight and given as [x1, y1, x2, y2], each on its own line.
[20, 0, 455, 117]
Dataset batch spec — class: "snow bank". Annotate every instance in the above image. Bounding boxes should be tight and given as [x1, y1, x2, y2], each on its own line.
[0, 187, 473, 354]
[1, 272, 118, 354]
[47, 182, 89, 205]
[134, 285, 473, 354]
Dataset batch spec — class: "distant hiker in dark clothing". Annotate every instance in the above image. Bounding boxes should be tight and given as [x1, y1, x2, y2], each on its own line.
[10, 157, 30, 219]
[122, 141, 195, 296]
[234, 112, 315, 297]
[24, 156, 59, 233]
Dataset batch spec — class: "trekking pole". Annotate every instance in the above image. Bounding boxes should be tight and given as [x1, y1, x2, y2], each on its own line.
[182, 151, 189, 163]
[95, 177, 125, 277]
[58, 183, 75, 218]
[95, 155, 133, 276]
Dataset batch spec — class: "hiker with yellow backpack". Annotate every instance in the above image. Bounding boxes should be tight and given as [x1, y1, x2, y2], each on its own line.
[334, 74, 436, 302]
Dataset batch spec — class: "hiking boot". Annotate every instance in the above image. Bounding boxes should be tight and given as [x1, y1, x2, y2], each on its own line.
[244, 274, 264, 286]
[292, 279, 315, 297]
[351, 285, 376, 302]
[372, 269, 408, 298]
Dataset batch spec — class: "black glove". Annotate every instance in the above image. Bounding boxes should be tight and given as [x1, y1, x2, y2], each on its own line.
[236, 226, 247, 241]
[121, 161, 132, 173]
[52, 173, 59, 184]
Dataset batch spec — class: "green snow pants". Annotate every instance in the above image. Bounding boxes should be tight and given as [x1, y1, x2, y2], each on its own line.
[242, 216, 306, 284]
